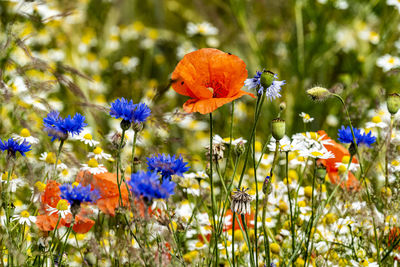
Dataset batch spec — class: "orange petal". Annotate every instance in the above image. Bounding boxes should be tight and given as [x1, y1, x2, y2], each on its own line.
[183, 90, 254, 114]
[73, 213, 95, 234]
[42, 180, 61, 208]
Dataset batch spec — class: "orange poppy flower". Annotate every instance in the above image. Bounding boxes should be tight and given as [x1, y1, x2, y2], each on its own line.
[36, 180, 95, 233]
[317, 130, 360, 191]
[76, 171, 130, 216]
[171, 48, 255, 114]
[389, 227, 400, 252]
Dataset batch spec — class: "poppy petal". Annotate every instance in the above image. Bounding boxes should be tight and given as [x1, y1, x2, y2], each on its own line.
[183, 90, 255, 114]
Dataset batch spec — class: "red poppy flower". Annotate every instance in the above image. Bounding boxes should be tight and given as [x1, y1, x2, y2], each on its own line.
[36, 180, 95, 233]
[171, 48, 255, 114]
[317, 130, 360, 191]
[76, 171, 130, 216]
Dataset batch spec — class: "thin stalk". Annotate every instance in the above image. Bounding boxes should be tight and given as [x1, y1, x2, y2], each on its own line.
[241, 214, 255, 267]
[332, 93, 380, 264]
[238, 95, 265, 188]
[53, 140, 64, 181]
[252, 118, 259, 266]
[223, 101, 235, 178]
[116, 129, 126, 207]
[303, 159, 317, 265]
[385, 116, 394, 188]
[131, 130, 138, 174]
[58, 224, 73, 266]
[285, 152, 295, 254]
[208, 113, 218, 266]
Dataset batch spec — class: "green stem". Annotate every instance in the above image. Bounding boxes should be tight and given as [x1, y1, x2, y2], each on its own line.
[59, 223, 73, 266]
[385, 116, 393, 188]
[286, 152, 296, 254]
[131, 130, 138, 174]
[116, 129, 126, 208]
[303, 159, 317, 265]
[53, 140, 64, 181]
[208, 112, 218, 266]
[252, 117, 259, 266]
[332, 93, 380, 264]
[223, 101, 235, 179]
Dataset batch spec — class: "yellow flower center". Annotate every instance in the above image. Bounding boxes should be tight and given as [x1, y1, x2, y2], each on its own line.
[338, 165, 347, 173]
[93, 147, 103, 154]
[304, 114, 310, 120]
[87, 158, 99, 168]
[83, 133, 93, 140]
[20, 210, 30, 218]
[392, 160, 399, 166]
[341, 155, 350, 164]
[20, 128, 31, 137]
[195, 241, 204, 248]
[72, 182, 80, 188]
[388, 57, 395, 64]
[311, 151, 323, 157]
[45, 152, 56, 164]
[56, 199, 69, 211]
[35, 181, 46, 192]
[61, 169, 69, 176]
[371, 116, 381, 123]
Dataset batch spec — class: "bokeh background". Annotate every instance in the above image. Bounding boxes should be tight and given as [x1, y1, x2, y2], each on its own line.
[0, 0, 399, 169]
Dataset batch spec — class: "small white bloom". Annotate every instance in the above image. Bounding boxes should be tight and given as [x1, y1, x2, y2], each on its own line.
[46, 204, 71, 219]
[81, 158, 107, 175]
[87, 147, 112, 160]
[299, 112, 314, 123]
[11, 128, 39, 144]
[186, 22, 218, 36]
[377, 54, 400, 72]
[299, 147, 334, 159]
[12, 210, 36, 226]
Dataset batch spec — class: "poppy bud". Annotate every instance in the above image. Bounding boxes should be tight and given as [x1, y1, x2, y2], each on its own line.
[279, 102, 286, 111]
[120, 120, 131, 131]
[316, 165, 327, 184]
[387, 93, 400, 115]
[306, 86, 331, 102]
[262, 176, 272, 195]
[271, 118, 285, 141]
[260, 70, 275, 91]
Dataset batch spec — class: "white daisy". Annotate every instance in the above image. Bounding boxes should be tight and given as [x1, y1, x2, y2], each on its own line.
[186, 22, 218, 36]
[299, 147, 334, 159]
[387, 0, 400, 12]
[12, 210, 36, 226]
[299, 112, 314, 123]
[213, 135, 247, 146]
[87, 147, 112, 160]
[376, 54, 400, 72]
[11, 128, 39, 144]
[74, 128, 99, 147]
[365, 115, 388, 129]
[46, 203, 71, 219]
[267, 136, 303, 152]
[80, 158, 107, 175]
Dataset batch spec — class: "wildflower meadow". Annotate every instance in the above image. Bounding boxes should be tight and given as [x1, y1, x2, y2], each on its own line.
[1, 0, 400, 266]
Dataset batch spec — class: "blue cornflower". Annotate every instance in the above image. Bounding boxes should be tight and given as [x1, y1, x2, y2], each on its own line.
[59, 183, 100, 205]
[110, 97, 136, 122]
[128, 171, 175, 201]
[0, 138, 31, 157]
[338, 126, 376, 147]
[244, 70, 285, 100]
[147, 154, 190, 179]
[132, 103, 151, 124]
[43, 111, 87, 141]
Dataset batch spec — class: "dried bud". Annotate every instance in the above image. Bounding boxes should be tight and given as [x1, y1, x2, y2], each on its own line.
[132, 122, 144, 132]
[111, 132, 126, 150]
[120, 119, 131, 131]
[262, 176, 272, 195]
[387, 93, 400, 115]
[231, 187, 253, 215]
[235, 140, 245, 156]
[205, 143, 225, 162]
[306, 86, 331, 102]
[271, 118, 285, 141]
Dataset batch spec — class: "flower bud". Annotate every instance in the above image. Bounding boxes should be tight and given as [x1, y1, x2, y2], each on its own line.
[349, 142, 356, 157]
[271, 118, 285, 141]
[120, 119, 131, 131]
[235, 141, 245, 156]
[279, 102, 286, 111]
[260, 70, 275, 91]
[387, 93, 400, 115]
[262, 176, 272, 195]
[316, 165, 327, 184]
[306, 86, 331, 102]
